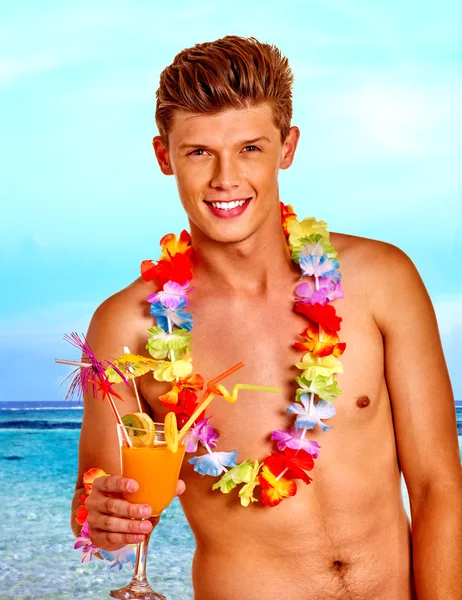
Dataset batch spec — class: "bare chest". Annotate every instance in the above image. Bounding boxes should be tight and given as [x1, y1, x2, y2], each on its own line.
[140, 279, 386, 458]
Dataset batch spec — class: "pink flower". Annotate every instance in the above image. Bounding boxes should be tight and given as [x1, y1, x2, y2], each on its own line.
[74, 520, 99, 563]
[147, 281, 192, 310]
[186, 417, 219, 453]
[295, 278, 344, 306]
[271, 429, 321, 457]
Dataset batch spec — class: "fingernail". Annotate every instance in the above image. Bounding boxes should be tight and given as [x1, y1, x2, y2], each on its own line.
[127, 480, 137, 492]
[140, 521, 151, 533]
[141, 506, 151, 518]
[135, 534, 144, 542]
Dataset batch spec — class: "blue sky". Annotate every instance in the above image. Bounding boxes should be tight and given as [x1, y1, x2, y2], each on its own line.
[1, 0, 461, 401]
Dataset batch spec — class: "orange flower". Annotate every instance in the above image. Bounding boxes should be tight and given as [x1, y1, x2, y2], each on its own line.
[159, 374, 204, 405]
[280, 202, 298, 237]
[294, 328, 346, 358]
[159, 230, 192, 260]
[259, 464, 297, 507]
[83, 467, 110, 494]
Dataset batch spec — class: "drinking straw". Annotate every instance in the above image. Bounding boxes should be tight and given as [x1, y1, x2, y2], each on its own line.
[214, 383, 281, 403]
[55, 358, 91, 368]
[123, 346, 143, 413]
[208, 361, 245, 388]
[177, 362, 245, 441]
[56, 358, 132, 448]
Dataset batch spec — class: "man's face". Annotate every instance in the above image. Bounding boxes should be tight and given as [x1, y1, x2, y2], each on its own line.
[153, 102, 299, 244]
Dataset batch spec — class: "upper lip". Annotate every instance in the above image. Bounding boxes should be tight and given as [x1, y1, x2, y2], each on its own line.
[205, 197, 251, 203]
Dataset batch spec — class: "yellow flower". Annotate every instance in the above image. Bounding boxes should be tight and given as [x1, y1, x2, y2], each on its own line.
[153, 357, 193, 382]
[287, 217, 329, 250]
[295, 353, 343, 380]
[238, 460, 261, 507]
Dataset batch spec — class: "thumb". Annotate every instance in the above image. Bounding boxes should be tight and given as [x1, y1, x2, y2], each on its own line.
[175, 479, 186, 496]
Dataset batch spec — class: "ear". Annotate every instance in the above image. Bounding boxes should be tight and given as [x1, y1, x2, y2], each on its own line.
[280, 126, 300, 170]
[152, 136, 174, 175]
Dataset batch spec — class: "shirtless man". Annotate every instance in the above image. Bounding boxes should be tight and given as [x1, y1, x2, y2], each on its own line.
[72, 36, 462, 599]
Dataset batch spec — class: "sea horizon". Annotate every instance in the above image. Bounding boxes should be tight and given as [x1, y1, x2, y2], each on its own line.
[2, 399, 462, 409]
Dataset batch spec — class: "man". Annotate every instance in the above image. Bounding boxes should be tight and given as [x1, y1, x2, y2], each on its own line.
[73, 36, 461, 599]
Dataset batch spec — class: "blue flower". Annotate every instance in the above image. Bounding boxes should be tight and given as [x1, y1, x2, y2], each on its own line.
[149, 301, 193, 331]
[189, 451, 238, 476]
[99, 546, 137, 571]
[287, 394, 336, 432]
[298, 254, 341, 282]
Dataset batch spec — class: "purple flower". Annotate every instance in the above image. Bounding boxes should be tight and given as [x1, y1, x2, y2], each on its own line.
[189, 451, 238, 476]
[271, 429, 321, 457]
[295, 278, 344, 306]
[62, 333, 128, 401]
[186, 417, 219, 453]
[74, 520, 99, 564]
[148, 281, 192, 310]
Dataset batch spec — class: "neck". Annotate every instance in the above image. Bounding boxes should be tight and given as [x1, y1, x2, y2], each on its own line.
[189, 215, 296, 296]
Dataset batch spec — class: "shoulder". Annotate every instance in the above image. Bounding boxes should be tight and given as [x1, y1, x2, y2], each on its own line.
[330, 231, 427, 331]
[87, 277, 155, 356]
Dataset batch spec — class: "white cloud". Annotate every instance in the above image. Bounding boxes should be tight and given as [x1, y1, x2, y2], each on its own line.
[0, 56, 64, 87]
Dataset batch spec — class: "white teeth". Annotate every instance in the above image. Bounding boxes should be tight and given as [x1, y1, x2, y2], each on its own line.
[211, 199, 247, 210]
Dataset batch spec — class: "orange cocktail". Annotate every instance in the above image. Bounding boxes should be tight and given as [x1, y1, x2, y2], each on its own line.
[121, 442, 186, 515]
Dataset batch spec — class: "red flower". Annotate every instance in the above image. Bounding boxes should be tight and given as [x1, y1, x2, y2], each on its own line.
[295, 302, 342, 335]
[263, 448, 314, 485]
[162, 388, 205, 427]
[75, 504, 88, 526]
[141, 253, 193, 287]
[259, 465, 297, 507]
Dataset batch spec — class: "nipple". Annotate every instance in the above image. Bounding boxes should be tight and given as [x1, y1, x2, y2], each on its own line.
[356, 395, 370, 408]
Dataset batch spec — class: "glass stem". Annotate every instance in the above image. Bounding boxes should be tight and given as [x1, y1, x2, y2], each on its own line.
[130, 525, 153, 589]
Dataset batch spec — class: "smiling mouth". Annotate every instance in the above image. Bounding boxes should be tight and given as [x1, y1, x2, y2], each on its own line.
[204, 197, 252, 211]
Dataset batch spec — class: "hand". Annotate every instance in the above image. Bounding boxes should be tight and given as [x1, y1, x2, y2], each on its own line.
[85, 475, 186, 551]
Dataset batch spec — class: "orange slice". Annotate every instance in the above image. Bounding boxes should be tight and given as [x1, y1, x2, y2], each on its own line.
[122, 412, 156, 448]
[164, 412, 179, 453]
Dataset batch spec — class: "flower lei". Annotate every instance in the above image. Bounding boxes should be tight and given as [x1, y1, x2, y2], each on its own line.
[140, 203, 345, 507]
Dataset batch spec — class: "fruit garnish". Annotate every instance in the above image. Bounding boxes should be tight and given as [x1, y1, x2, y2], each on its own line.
[164, 412, 179, 453]
[122, 412, 156, 447]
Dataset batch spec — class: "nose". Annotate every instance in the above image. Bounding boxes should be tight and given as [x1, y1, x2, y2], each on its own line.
[210, 155, 241, 191]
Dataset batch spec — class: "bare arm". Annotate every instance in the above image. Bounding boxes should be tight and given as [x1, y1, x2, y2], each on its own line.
[375, 244, 462, 599]
[71, 282, 184, 549]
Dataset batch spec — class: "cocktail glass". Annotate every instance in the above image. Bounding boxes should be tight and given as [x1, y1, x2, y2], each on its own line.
[110, 422, 186, 600]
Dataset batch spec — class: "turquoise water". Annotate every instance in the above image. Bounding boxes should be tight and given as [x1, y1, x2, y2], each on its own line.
[0, 407, 195, 600]
[1, 404, 461, 600]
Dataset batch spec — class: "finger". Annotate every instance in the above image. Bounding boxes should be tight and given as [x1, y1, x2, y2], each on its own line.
[89, 515, 160, 549]
[90, 527, 146, 550]
[92, 474, 139, 495]
[92, 494, 153, 520]
[176, 479, 186, 496]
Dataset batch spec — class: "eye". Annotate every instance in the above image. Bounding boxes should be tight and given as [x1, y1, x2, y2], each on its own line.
[188, 149, 208, 156]
[243, 145, 260, 153]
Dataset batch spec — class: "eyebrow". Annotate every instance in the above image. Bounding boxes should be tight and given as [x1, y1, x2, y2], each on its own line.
[178, 136, 271, 151]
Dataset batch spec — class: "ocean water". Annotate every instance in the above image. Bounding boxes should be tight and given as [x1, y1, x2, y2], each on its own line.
[1, 402, 461, 600]
[0, 404, 195, 600]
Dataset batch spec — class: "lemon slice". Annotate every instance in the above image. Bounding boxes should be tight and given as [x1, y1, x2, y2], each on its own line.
[122, 412, 156, 448]
[164, 412, 179, 453]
